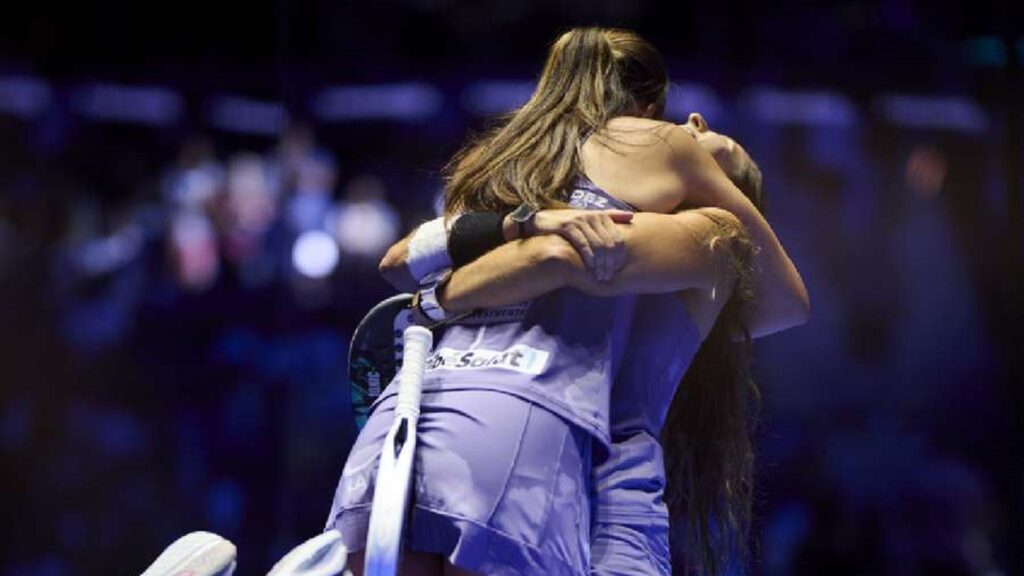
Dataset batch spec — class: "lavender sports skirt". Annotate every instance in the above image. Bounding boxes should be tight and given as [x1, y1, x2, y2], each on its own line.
[589, 432, 672, 575]
[326, 388, 592, 576]
[590, 522, 671, 576]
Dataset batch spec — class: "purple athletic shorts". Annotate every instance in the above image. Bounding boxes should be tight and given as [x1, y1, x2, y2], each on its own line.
[327, 388, 592, 576]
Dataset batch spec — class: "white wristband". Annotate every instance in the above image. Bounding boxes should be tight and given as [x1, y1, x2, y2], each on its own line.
[407, 217, 452, 282]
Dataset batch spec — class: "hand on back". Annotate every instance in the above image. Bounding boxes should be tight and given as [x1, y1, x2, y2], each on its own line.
[531, 209, 634, 282]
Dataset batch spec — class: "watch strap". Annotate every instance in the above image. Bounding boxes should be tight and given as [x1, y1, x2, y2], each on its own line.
[417, 269, 451, 323]
[509, 203, 538, 239]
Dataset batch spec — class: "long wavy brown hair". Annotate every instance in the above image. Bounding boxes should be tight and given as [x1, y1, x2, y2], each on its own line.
[443, 25, 762, 576]
[662, 165, 764, 576]
[443, 27, 667, 215]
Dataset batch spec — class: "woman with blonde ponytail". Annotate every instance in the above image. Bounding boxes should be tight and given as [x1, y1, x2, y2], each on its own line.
[329, 27, 807, 576]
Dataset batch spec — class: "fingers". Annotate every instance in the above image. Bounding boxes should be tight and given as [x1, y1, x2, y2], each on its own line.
[595, 215, 627, 274]
[578, 214, 630, 281]
[605, 210, 634, 224]
[561, 219, 608, 279]
[563, 225, 595, 270]
[576, 219, 610, 281]
[534, 209, 632, 233]
[535, 209, 632, 281]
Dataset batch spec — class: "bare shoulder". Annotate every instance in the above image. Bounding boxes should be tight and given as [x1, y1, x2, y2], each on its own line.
[582, 117, 699, 213]
[674, 207, 746, 335]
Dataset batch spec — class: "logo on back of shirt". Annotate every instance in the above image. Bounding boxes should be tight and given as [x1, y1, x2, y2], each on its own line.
[570, 189, 609, 210]
[425, 344, 550, 375]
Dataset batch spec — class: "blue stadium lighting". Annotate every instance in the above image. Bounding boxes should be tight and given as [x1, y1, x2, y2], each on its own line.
[743, 87, 857, 127]
[71, 83, 182, 126]
[664, 83, 723, 124]
[460, 81, 535, 115]
[313, 83, 443, 122]
[0, 75, 52, 119]
[208, 96, 287, 136]
[876, 94, 987, 133]
[292, 230, 340, 279]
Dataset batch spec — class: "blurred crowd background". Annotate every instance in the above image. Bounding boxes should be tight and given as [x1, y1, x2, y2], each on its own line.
[0, 1, 1021, 574]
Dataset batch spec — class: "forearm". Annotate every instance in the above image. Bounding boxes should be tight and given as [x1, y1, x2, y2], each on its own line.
[440, 210, 730, 311]
[560, 211, 729, 296]
[378, 213, 521, 292]
[667, 125, 809, 337]
[439, 236, 571, 312]
[697, 191, 809, 337]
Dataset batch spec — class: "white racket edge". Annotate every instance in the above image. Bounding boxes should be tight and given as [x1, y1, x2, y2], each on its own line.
[364, 326, 433, 576]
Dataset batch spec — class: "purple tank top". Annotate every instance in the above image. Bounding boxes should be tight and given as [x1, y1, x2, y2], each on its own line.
[594, 293, 701, 525]
[415, 179, 636, 449]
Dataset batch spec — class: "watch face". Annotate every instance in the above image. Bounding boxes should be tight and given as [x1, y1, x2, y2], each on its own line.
[511, 203, 535, 223]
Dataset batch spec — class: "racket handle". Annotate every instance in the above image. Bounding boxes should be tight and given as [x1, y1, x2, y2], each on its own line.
[395, 326, 432, 419]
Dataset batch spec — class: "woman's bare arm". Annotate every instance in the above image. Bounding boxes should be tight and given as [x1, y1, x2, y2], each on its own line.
[379, 209, 634, 291]
[379, 232, 419, 292]
[439, 209, 739, 312]
[667, 126, 809, 337]
[384, 125, 808, 337]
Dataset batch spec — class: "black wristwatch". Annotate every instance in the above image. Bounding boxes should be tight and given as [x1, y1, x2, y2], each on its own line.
[508, 203, 538, 239]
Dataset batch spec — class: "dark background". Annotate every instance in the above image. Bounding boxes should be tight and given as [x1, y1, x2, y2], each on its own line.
[0, 1, 1021, 574]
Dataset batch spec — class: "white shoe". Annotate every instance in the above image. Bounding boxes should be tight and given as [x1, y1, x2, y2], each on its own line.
[140, 531, 237, 576]
[266, 529, 350, 576]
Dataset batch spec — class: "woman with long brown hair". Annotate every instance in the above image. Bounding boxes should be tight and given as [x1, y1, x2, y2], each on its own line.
[412, 119, 782, 576]
[329, 27, 806, 576]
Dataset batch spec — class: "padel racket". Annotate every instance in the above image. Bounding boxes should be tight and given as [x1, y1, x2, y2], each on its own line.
[363, 325, 433, 576]
[348, 294, 415, 429]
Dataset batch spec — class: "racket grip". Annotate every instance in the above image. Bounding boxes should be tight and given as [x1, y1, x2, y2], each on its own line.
[395, 326, 433, 419]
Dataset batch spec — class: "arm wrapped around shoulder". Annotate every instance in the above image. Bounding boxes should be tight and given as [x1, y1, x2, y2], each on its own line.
[436, 209, 755, 311]
[562, 208, 750, 298]
[438, 235, 577, 313]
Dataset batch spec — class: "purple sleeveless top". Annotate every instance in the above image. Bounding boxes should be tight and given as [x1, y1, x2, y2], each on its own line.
[593, 293, 701, 525]
[408, 179, 636, 449]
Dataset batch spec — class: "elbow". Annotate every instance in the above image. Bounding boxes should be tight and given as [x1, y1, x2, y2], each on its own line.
[771, 282, 809, 334]
[378, 246, 417, 292]
[798, 291, 811, 325]
[379, 242, 404, 275]
[774, 279, 810, 332]
[790, 277, 811, 326]
[749, 280, 810, 339]
[775, 259, 811, 330]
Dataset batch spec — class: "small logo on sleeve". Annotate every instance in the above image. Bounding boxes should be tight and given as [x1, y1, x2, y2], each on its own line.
[425, 344, 550, 375]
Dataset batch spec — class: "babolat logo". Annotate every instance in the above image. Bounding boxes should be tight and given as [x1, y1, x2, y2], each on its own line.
[570, 189, 609, 209]
[425, 345, 550, 375]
